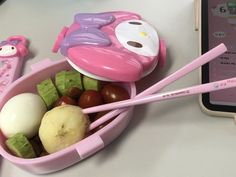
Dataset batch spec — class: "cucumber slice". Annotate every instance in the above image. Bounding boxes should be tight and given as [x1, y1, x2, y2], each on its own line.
[55, 70, 83, 95]
[6, 133, 36, 158]
[83, 75, 101, 91]
[37, 78, 59, 109]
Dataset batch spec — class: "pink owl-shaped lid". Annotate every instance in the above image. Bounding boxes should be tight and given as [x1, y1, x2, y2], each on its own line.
[52, 11, 166, 82]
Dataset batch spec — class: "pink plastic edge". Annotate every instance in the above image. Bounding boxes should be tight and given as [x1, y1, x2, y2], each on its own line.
[157, 39, 167, 68]
[52, 27, 69, 53]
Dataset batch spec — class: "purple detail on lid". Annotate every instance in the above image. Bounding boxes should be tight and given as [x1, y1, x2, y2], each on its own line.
[60, 13, 116, 56]
[9, 40, 20, 45]
[60, 28, 111, 56]
[74, 13, 115, 28]
[0, 40, 19, 46]
[0, 41, 7, 46]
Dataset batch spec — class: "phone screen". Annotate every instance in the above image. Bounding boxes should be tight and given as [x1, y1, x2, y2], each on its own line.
[202, 0, 236, 109]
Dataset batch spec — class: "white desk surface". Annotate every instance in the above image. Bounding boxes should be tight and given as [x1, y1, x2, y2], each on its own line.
[1, 0, 236, 177]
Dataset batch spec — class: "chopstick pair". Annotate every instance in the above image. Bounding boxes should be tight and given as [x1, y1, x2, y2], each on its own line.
[85, 43, 229, 131]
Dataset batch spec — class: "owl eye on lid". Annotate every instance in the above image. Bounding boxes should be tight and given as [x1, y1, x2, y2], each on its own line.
[115, 19, 159, 57]
[127, 41, 143, 48]
[129, 21, 142, 25]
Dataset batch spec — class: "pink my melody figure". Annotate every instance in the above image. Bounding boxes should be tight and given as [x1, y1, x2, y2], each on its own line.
[53, 11, 166, 82]
[0, 36, 28, 94]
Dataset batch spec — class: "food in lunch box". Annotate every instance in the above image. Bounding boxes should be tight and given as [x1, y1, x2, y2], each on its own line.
[37, 78, 59, 109]
[29, 135, 47, 157]
[0, 93, 47, 138]
[38, 105, 90, 154]
[82, 75, 101, 91]
[54, 95, 77, 107]
[101, 84, 130, 103]
[0, 68, 131, 157]
[66, 87, 83, 99]
[78, 90, 103, 108]
[6, 133, 36, 158]
[55, 70, 83, 96]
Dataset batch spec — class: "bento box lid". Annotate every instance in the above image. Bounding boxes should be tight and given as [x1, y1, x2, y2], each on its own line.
[52, 11, 166, 82]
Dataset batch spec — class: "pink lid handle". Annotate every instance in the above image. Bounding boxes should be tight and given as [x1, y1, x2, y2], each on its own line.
[0, 35, 29, 95]
[52, 27, 69, 53]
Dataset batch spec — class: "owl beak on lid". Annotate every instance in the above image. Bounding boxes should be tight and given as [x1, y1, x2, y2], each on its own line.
[140, 31, 148, 37]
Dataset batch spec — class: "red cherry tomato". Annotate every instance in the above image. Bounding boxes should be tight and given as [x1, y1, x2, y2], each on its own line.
[89, 111, 109, 122]
[54, 96, 77, 107]
[101, 84, 129, 103]
[66, 87, 82, 99]
[90, 116, 114, 134]
[78, 90, 103, 108]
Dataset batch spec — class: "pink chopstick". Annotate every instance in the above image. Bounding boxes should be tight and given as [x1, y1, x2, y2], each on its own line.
[88, 43, 227, 131]
[83, 77, 236, 114]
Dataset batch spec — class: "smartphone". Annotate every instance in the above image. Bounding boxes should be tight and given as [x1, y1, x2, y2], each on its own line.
[199, 0, 236, 118]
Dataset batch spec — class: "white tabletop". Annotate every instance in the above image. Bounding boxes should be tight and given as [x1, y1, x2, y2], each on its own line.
[1, 0, 236, 177]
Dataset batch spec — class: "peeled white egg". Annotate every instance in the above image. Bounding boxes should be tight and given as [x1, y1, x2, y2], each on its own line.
[0, 93, 47, 138]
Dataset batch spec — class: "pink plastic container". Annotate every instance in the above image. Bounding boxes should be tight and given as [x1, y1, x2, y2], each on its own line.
[0, 58, 137, 174]
[0, 11, 166, 174]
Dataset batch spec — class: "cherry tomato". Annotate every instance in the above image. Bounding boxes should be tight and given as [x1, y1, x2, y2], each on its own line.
[30, 136, 44, 157]
[66, 87, 82, 99]
[101, 84, 129, 103]
[90, 116, 114, 134]
[78, 90, 103, 108]
[89, 111, 109, 122]
[54, 96, 77, 107]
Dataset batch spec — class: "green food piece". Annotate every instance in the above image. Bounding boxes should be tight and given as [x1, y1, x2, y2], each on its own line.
[55, 70, 83, 96]
[37, 78, 59, 109]
[6, 133, 36, 158]
[82, 75, 101, 91]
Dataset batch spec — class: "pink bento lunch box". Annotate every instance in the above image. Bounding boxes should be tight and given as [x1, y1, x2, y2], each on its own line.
[0, 58, 136, 174]
[0, 11, 166, 174]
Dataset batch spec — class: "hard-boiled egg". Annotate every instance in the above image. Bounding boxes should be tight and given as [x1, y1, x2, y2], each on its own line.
[0, 93, 47, 138]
